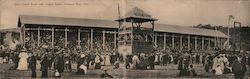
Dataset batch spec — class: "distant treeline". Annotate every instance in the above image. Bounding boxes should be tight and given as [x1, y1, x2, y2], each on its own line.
[192, 24, 250, 51]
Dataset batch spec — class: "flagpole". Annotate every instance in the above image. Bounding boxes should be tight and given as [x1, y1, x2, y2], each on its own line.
[227, 15, 234, 49]
[118, 2, 121, 19]
[227, 16, 230, 49]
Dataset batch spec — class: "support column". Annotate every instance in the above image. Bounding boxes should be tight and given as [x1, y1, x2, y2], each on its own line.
[195, 36, 197, 50]
[87, 31, 90, 51]
[37, 27, 40, 47]
[155, 33, 158, 47]
[90, 29, 93, 50]
[65, 27, 68, 48]
[102, 30, 105, 49]
[23, 25, 26, 48]
[52, 27, 54, 48]
[188, 35, 190, 50]
[208, 37, 211, 50]
[172, 34, 175, 49]
[218, 38, 221, 49]
[202, 36, 204, 50]
[20, 27, 23, 46]
[78, 29, 81, 48]
[163, 33, 166, 50]
[114, 33, 117, 50]
[214, 37, 217, 49]
[180, 35, 182, 50]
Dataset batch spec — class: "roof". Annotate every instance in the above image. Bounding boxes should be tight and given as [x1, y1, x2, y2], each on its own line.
[0, 28, 21, 33]
[18, 15, 228, 38]
[116, 7, 157, 22]
[18, 15, 118, 29]
[154, 24, 228, 38]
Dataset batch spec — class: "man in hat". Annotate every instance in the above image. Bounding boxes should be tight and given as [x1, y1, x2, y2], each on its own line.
[248, 53, 250, 75]
[12, 50, 19, 70]
[148, 53, 155, 69]
[138, 53, 148, 70]
[232, 54, 246, 79]
[41, 52, 49, 78]
[29, 51, 37, 78]
[77, 51, 86, 73]
[54, 49, 65, 77]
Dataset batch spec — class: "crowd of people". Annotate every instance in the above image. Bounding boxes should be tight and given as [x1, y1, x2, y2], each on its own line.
[0, 46, 120, 78]
[0, 44, 250, 79]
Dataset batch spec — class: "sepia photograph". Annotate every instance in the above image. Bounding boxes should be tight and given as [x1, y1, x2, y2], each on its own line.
[0, 0, 250, 79]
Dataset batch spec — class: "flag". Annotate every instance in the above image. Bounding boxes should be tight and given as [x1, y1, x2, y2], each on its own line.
[223, 39, 229, 49]
[229, 15, 234, 20]
[118, 2, 121, 19]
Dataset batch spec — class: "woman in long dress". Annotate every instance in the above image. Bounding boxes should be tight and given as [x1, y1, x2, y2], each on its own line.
[104, 54, 111, 66]
[213, 56, 224, 75]
[17, 50, 29, 70]
[95, 54, 102, 69]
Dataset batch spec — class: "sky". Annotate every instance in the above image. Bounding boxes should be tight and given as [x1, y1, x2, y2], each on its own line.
[0, 0, 250, 29]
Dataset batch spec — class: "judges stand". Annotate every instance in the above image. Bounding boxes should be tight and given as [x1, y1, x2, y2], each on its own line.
[116, 7, 157, 68]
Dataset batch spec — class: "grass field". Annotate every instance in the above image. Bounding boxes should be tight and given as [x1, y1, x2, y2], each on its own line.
[0, 63, 249, 79]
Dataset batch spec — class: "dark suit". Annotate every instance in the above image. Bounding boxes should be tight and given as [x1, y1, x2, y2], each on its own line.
[41, 55, 49, 78]
[148, 55, 155, 69]
[54, 54, 65, 73]
[232, 59, 246, 79]
[29, 55, 37, 78]
[248, 55, 250, 74]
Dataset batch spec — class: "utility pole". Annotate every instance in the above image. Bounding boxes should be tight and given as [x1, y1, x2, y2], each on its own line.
[234, 21, 241, 51]
[227, 15, 234, 49]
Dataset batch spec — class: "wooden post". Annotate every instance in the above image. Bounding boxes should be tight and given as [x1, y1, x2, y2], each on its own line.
[218, 38, 221, 49]
[163, 33, 166, 50]
[20, 27, 23, 46]
[202, 36, 204, 50]
[78, 29, 81, 48]
[52, 27, 54, 48]
[155, 33, 158, 47]
[180, 35, 182, 50]
[208, 37, 211, 50]
[195, 36, 197, 50]
[23, 24, 26, 48]
[65, 27, 68, 48]
[102, 30, 105, 49]
[214, 37, 217, 49]
[37, 27, 40, 47]
[188, 35, 190, 50]
[114, 33, 117, 50]
[90, 29, 93, 50]
[172, 34, 175, 49]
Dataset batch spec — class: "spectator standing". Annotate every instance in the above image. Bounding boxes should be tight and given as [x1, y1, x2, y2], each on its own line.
[54, 49, 65, 76]
[148, 53, 155, 69]
[29, 52, 37, 78]
[248, 53, 250, 75]
[232, 54, 246, 79]
[41, 53, 49, 78]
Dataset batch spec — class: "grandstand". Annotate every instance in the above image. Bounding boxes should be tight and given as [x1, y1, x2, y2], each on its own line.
[16, 15, 228, 52]
[0, 7, 229, 53]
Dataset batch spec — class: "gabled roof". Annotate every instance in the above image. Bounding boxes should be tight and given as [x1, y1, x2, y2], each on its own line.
[125, 7, 155, 19]
[116, 7, 157, 22]
[154, 24, 228, 37]
[18, 15, 118, 29]
[18, 15, 228, 38]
